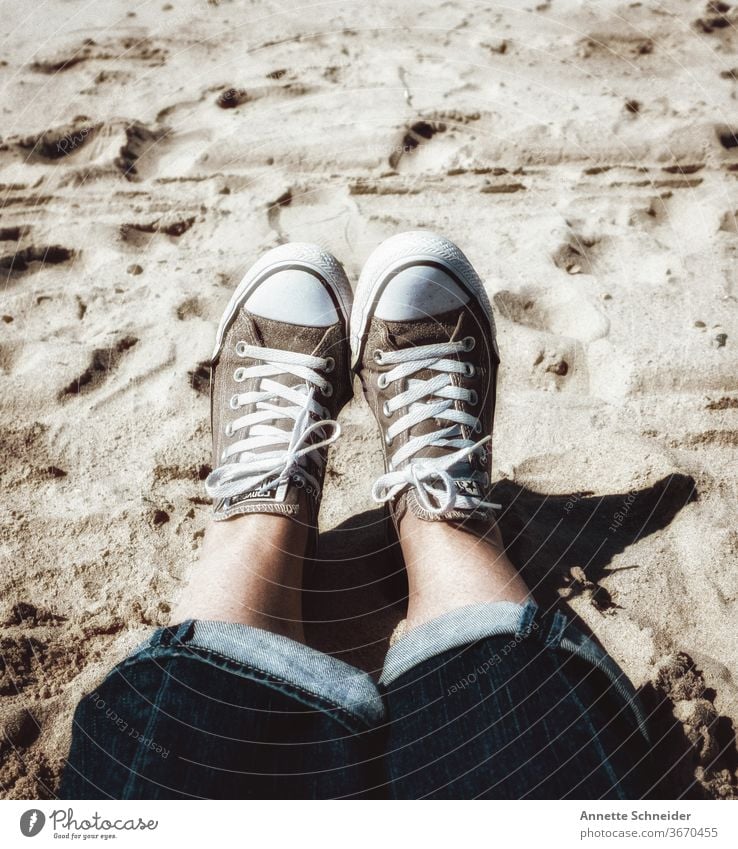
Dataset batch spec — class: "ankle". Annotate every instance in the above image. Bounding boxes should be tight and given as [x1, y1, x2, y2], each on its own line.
[171, 514, 308, 638]
[399, 512, 531, 629]
[398, 511, 506, 561]
[201, 513, 310, 563]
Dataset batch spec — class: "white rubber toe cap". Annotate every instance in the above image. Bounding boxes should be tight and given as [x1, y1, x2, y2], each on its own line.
[373, 265, 471, 321]
[245, 268, 339, 327]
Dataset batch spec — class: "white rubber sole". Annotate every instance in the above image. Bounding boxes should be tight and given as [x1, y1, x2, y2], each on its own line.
[350, 231, 499, 370]
[212, 243, 354, 360]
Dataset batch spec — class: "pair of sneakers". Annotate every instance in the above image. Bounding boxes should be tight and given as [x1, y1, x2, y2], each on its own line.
[205, 231, 501, 533]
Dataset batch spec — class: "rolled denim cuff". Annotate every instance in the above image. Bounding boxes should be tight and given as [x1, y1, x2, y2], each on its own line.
[129, 620, 385, 730]
[380, 600, 536, 685]
[380, 599, 649, 741]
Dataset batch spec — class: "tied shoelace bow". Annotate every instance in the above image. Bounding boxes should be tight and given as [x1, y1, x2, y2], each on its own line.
[205, 343, 340, 502]
[371, 338, 500, 516]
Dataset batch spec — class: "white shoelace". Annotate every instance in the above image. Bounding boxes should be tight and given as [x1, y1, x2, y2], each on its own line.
[371, 338, 500, 516]
[205, 343, 340, 502]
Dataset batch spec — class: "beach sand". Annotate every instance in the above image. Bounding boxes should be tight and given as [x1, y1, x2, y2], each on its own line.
[1, 0, 737, 798]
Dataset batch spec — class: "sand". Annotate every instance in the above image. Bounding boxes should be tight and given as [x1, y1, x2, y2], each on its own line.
[1, 0, 737, 799]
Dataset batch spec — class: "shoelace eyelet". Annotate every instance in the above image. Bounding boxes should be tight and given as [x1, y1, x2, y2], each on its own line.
[235, 341, 247, 356]
[377, 374, 389, 389]
[322, 406, 331, 419]
[463, 363, 476, 378]
[468, 389, 478, 405]
[382, 400, 392, 417]
[224, 423, 234, 437]
[229, 394, 240, 410]
[385, 432, 393, 446]
[324, 356, 335, 373]
[233, 367, 247, 382]
[373, 349, 384, 364]
[461, 336, 476, 352]
[474, 420, 482, 434]
[320, 383, 334, 397]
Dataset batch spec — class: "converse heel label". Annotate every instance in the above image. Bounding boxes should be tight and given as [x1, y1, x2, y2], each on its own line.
[454, 479, 482, 498]
[223, 478, 289, 509]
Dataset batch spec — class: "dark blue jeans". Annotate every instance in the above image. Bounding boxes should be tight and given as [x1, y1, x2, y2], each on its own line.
[60, 602, 652, 799]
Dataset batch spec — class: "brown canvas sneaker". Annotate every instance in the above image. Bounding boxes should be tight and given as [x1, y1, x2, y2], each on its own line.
[206, 243, 353, 527]
[351, 231, 501, 526]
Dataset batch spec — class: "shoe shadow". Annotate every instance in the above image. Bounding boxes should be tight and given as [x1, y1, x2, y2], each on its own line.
[492, 472, 698, 608]
[303, 473, 698, 675]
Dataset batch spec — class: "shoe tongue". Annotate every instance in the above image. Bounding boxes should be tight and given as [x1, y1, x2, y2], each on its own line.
[384, 311, 461, 350]
[244, 309, 328, 356]
[385, 311, 468, 462]
[237, 311, 323, 466]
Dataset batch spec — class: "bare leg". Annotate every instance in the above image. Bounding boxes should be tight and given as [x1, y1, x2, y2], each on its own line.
[398, 513, 530, 630]
[172, 515, 308, 642]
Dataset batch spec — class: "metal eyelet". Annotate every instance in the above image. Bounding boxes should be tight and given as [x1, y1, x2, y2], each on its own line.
[462, 336, 476, 352]
[382, 400, 392, 417]
[324, 356, 335, 373]
[377, 374, 389, 389]
[468, 389, 478, 405]
[474, 420, 482, 434]
[373, 349, 384, 364]
[320, 383, 334, 397]
[463, 363, 476, 378]
[385, 432, 393, 446]
[322, 407, 331, 419]
[229, 394, 240, 410]
[224, 423, 233, 437]
[233, 368, 246, 382]
[235, 341, 247, 356]
[292, 473, 305, 488]
[482, 472, 490, 487]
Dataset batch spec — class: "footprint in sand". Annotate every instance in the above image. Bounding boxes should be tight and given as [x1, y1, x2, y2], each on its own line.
[493, 286, 610, 343]
[3, 119, 167, 183]
[0, 244, 75, 277]
[552, 235, 600, 276]
[389, 120, 447, 169]
[13, 119, 100, 163]
[389, 111, 480, 171]
[120, 215, 196, 247]
[28, 35, 169, 74]
[59, 336, 138, 400]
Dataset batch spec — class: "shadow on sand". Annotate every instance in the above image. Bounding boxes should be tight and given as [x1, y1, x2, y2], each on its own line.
[304, 472, 698, 669]
[304, 472, 720, 798]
